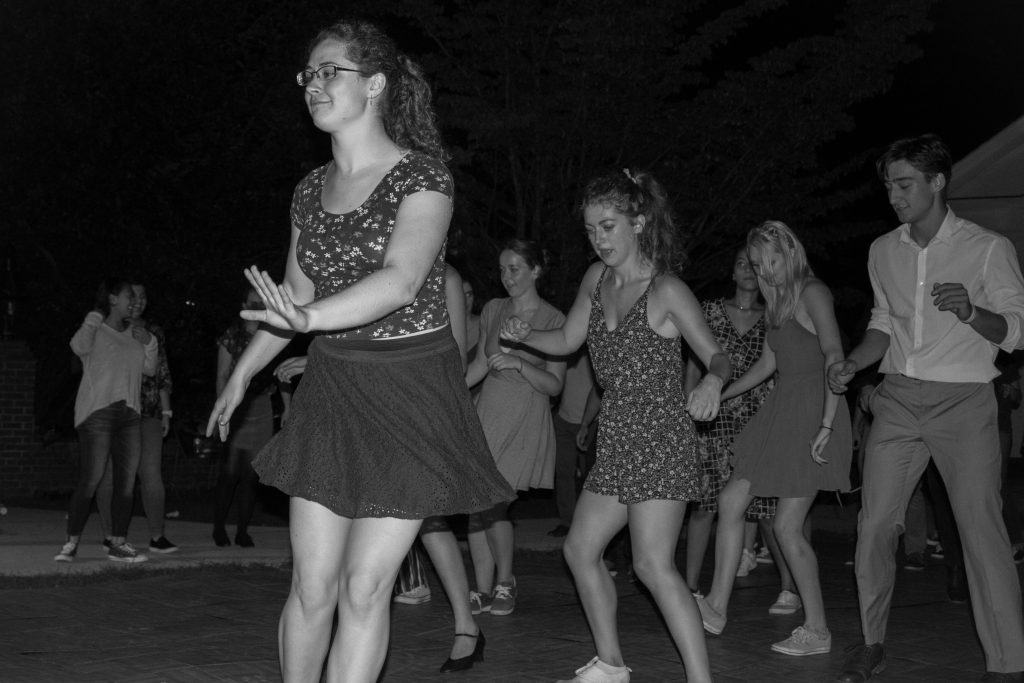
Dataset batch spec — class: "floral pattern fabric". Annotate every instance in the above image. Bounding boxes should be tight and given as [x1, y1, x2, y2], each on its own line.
[693, 298, 775, 516]
[291, 151, 454, 340]
[583, 267, 701, 504]
[139, 322, 171, 419]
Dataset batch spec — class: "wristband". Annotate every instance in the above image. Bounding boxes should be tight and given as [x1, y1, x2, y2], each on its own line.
[820, 424, 832, 431]
[161, 410, 173, 418]
[961, 304, 978, 325]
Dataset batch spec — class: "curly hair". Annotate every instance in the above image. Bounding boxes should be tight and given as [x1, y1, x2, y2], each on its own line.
[309, 20, 448, 160]
[746, 220, 813, 327]
[580, 169, 686, 275]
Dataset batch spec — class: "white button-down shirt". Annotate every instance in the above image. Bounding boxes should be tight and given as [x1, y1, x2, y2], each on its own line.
[867, 207, 1024, 383]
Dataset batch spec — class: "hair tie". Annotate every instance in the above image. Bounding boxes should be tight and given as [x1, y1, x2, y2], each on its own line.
[622, 168, 638, 185]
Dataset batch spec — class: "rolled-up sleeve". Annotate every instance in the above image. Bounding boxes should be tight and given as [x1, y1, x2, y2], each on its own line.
[866, 241, 893, 336]
[983, 237, 1024, 351]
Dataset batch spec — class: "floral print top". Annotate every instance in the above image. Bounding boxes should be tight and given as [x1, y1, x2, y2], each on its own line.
[291, 151, 454, 340]
[139, 322, 172, 419]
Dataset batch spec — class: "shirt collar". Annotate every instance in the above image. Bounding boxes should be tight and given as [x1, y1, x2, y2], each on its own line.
[897, 205, 958, 247]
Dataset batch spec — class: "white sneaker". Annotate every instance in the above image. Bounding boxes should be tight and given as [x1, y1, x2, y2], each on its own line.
[556, 656, 631, 683]
[736, 548, 758, 577]
[393, 584, 431, 605]
[54, 540, 77, 562]
[770, 625, 831, 656]
[769, 589, 803, 615]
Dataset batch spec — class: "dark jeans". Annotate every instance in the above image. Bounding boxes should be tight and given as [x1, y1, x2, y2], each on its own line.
[67, 401, 141, 538]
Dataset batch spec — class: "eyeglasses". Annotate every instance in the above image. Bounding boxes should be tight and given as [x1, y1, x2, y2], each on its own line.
[296, 64, 364, 87]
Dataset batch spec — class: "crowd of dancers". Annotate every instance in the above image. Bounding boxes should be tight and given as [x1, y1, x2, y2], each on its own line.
[53, 16, 1024, 683]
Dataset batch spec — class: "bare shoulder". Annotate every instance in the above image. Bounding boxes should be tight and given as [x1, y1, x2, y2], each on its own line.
[650, 272, 697, 306]
[801, 278, 833, 305]
[579, 262, 605, 295]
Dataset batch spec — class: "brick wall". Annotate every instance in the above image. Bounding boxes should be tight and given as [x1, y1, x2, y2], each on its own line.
[0, 340, 80, 498]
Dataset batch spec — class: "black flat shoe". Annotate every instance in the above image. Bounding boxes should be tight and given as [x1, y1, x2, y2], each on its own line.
[440, 630, 484, 673]
[235, 530, 255, 548]
[213, 528, 230, 547]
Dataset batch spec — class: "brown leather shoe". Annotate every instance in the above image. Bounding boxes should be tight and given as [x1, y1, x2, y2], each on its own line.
[836, 643, 885, 682]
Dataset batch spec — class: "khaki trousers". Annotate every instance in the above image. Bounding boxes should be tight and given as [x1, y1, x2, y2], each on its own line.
[856, 374, 1024, 673]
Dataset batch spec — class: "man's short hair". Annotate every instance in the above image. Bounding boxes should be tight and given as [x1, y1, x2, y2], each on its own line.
[875, 134, 953, 186]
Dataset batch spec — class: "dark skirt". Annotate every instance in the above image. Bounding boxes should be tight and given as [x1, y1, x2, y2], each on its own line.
[252, 328, 514, 519]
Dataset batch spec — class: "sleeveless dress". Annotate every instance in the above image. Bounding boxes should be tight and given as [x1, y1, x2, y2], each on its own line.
[252, 152, 514, 519]
[474, 297, 565, 490]
[694, 298, 776, 517]
[731, 318, 852, 497]
[584, 268, 701, 504]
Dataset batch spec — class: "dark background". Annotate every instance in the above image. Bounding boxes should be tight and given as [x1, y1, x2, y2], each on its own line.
[2, 0, 1023, 433]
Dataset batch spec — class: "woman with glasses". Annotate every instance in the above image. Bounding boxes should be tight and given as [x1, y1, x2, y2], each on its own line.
[211, 287, 277, 548]
[206, 19, 512, 682]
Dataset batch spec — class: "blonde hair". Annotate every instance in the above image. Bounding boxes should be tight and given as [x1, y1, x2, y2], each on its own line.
[746, 220, 812, 327]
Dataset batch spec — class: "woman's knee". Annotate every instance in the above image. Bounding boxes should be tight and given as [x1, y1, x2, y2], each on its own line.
[290, 570, 340, 615]
[630, 552, 672, 588]
[339, 568, 395, 615]
[719, 483, 750, 520]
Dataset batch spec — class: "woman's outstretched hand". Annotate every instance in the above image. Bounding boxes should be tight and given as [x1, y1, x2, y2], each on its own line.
[687, 375, 722, 422]
[206, 375, 248, 441]
[243, 266, 311, 333]
[500, 316, 532, 342]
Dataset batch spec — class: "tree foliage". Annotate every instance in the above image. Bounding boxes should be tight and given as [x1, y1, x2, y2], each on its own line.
[2, 0, 934, 382]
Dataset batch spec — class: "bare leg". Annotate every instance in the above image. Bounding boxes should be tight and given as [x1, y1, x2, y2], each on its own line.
[326, 516, 422, 682]
[705, 477, 753, 616]
[467, 512, 494, 593]
[420, 519, 479, 660]
[758, 517, 795, 593]
[743, 520, 758, 553]
[278, 497, 421, 682]
[685, 506, 714, 591]
[773, 496, 826, 632]
[629, 499, 712, 683]
[563, 491, 628, 666]
[279, 497, 347, 682]
[483, 501, 514, 584]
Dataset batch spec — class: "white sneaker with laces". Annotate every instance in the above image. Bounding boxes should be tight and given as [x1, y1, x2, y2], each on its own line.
[393, 584, 431, 605]
[556, 656, 631, 683]
[54, 540, 77, 562]
[770, 625, 831, 656]
[736, 548, 758, 577]
[769, 589, 803, 615]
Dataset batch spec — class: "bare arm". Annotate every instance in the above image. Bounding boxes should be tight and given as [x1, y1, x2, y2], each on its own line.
[721, 345, 777, 400]
[244, 192, 451, 334]
[827, 329, 890, 393]
[207, 224, 315, 438]
[802, 281, 846, 464]
[503, 263, 601, 356]
[657, 276, 730, 421]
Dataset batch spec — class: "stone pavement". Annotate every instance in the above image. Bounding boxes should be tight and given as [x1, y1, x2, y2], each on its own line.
[0, 504, 1021, 682]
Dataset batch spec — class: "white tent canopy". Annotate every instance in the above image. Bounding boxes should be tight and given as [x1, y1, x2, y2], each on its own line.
[949, 113, 1024, 256]
[948, 114, 1024, 458]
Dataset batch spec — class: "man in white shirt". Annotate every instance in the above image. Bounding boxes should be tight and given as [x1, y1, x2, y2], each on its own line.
[829, 134, 1024, 683]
